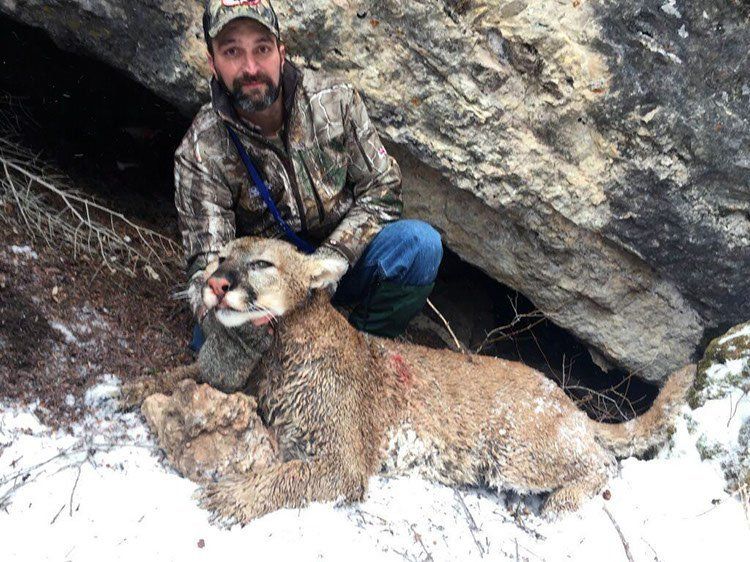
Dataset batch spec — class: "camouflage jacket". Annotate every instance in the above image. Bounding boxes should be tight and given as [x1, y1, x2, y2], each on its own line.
[174, 62, 403, 278]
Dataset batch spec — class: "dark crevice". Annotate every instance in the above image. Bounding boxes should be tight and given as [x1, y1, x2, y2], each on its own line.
[0, 15, 190, 234]
[433, 249, 658, 422]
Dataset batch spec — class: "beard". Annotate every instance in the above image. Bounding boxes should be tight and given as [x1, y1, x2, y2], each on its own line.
[227, 70, 281, 113]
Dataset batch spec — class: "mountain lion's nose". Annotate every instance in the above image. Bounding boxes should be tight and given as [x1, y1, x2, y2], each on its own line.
[207, 274, 235, 298]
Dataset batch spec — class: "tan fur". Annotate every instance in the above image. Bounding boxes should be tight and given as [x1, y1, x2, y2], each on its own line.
[192, 237, 696, 524]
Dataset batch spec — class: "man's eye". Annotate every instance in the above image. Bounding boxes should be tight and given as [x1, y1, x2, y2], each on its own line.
[250, 260, 274, 269]
[224, 48, 238, 57]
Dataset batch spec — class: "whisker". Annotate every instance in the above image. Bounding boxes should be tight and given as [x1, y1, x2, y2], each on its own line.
[245, 302, 279, 326]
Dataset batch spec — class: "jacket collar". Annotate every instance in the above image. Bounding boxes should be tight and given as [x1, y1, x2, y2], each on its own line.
[210, 60, 301, 134]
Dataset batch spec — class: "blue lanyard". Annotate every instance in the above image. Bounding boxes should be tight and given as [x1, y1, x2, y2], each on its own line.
[225, 124, 315, 255]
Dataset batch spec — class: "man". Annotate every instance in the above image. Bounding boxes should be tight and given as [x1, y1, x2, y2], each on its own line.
[175, 0, 442, 365]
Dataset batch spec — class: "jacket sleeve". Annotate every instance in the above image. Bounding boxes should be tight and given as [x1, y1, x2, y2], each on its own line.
[174, 130, 236, 280]
[320, 89, 402, 264]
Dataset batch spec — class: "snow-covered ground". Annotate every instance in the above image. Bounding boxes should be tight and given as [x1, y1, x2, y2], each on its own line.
[2, 364, 749, 562]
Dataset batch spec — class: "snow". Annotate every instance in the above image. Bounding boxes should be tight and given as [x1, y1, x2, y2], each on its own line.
[10, 244, 38, 259]
[661, 0, 682, 19]
[720, 325, 750, 345]
[2, 366, 749, 561]
[50, 321, 79, 345]
[83, 374, 121, 414]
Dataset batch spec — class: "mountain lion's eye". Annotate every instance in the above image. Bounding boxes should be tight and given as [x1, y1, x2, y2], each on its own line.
[250, 260, 274, 269]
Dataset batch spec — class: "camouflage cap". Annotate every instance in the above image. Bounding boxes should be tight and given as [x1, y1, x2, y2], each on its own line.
[203, 0, 280, 42]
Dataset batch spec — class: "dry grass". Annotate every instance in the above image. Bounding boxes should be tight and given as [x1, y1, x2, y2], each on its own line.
[0, 135, 180, 281]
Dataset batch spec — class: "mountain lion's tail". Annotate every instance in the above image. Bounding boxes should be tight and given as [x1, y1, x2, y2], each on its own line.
[590, 364, 696, 457]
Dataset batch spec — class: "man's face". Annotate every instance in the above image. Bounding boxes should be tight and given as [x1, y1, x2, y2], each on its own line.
[208, 18, 286, 113]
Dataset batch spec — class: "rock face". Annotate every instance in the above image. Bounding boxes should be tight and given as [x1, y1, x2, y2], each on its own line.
[1, 0, 748, 381]
[141, 379, 278, 482]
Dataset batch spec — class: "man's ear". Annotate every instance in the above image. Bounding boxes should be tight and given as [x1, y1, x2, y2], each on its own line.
[279, 42, 286, 66]
[308, 254, 349, 290]
[207, 50, 218, 79]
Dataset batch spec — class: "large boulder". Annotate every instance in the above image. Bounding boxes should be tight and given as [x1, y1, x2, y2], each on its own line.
[2, 0, 748, 381]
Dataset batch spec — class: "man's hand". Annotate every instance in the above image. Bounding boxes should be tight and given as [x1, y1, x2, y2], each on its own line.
[188, 259, 220, 323]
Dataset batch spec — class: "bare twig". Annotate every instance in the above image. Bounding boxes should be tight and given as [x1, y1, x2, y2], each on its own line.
[409, 523, 434, 562]
[475, 294, 546, 354]
[510, 501, 546, 541]
[0, 135, 180, 280]
[603, 505, 635, 562]
[727, 391, 749, 428]
[50, 503, 66, 525]
[426, 298, 466, 353]
[454, 490, 484, 557]
[0, 436, 157, 511]
[69, 465, 82, 517]
[0, 446, 77, 487]
[695, 484, 750, 519]
[644, 539, 662, 562]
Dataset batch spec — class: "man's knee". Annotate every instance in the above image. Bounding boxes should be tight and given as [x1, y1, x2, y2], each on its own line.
[409, 220, 443, 274]
[380, 219, 442, 286]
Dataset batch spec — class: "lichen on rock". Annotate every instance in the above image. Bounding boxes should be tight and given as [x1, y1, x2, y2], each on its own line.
[692, 322, 750, 408]
[684, 322, 750, 494]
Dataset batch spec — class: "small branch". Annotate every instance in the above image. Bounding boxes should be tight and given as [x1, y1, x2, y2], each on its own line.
[603, 505, 635, 562]
[454, 490, 484, 557]
[727, 391, 749, 428]
[409, 523, 434, 562]
[474, 293, 546, 354]
[50, 503, 65, 525]
[0, 136, 180, 280]
[69, 465, 82, 517]
[426, 298, 466, 353]
[644, 539, 662, 562]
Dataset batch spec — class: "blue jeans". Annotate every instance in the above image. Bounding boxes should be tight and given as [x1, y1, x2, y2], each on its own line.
[334, 219, 442, 304]
[191, 219, 442, 350]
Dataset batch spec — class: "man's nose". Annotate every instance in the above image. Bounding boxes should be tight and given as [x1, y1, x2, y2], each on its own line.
[207, 272, 236, 298]
[240, 53, 262, 75]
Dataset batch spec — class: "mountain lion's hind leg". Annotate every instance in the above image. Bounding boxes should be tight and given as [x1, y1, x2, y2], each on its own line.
[197, 458, 367, 526]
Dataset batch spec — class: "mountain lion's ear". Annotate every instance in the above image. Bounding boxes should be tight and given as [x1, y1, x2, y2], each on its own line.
[308, 253, 349, 290]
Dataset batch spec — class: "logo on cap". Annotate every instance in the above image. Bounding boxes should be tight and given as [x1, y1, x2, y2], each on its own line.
[221, 0, 261, 6]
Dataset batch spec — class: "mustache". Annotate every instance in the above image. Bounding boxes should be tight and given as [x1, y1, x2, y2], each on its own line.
[233, 72, 274, 89]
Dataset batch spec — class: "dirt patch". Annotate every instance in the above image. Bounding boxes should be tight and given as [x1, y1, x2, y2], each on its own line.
[0, 226, 192, 428]
[0, 286, 59, 370]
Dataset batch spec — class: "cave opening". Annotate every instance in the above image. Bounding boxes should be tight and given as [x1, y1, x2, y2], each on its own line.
[0, 15, 190, 236]
[0, 15, 658, 422]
